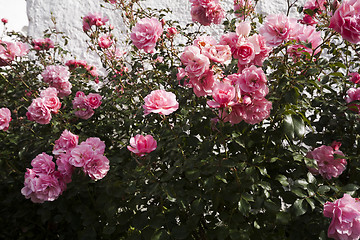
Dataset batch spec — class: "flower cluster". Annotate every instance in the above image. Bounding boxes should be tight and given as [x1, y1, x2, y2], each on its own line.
[324, 194, 360, 240]
[0, 41, 29, 66]
[32, 38, 55, 51]
[190, 0, 225, 26]
[306, 143, 347, 180]
[21, 130, 109, 203]
[300, 0, 327, 25]
[127, 134, 157, 157]
[72, 91, 102, 120]
[26, 87, 61, 125]
[41, 65, 72, 97]
[82, 12, 109, 32]
[130, 17, 163, 53]
[0, 107, 11, 131]
[65, 59, 99, 81]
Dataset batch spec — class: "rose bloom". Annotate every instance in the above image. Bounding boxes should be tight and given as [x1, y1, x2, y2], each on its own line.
[130, 17, 163, 53]
[143, 89, 179, 116]
[248, 34, 272, 66]
[190, 0, 225, 26]
[39, 87, 61, 114]
[83, 154, 110, 180]
[56, 153, 73, 184]
[234, 38, 256, 65]
[236, 65, 269, 100]
[190, 70, 215, 97]
[86, 93, 102, 109]
[51, 80, 72, 98]
[1, 18, 8, 24]
[41, 65, 70, 85]
[83, 137, 106, 155]
[0, 41, 29, 66]
[98, 35, 113, 49]
[324, 194, 360, 240]
[82, 12, 109, 32]
[304, 0, 327, 11]
[53, 130, 79, 156]
[300, 14, 318, 26]
[69, 144, 94, 168]
[346, 87, 360, 113]
[0, 107, 11, 131]
[306, 145, 347, 180]
[241, 98, 272, 124]
[72, 91, 95, 119]
[32, 38, 54, 51]
[207, 82, 236, 108]
[236, 21, 251, 37]
[329, 0, 360, 44]
[21, 169, 63, 203]
[26, 98, 52, 124]
[259, 14, 293, 47]
[193, 35, 217, 50]
[350, 72, 360, 84]
[31, 152, 55, 175]
[127, 134, 157, 156]
[202, 45, 232, 64]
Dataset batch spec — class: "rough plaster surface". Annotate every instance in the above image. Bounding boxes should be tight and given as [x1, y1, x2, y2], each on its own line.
[26, 0, 305, 73]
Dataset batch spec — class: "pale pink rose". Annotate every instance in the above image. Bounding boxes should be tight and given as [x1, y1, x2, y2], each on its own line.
[83, 137, 106, 155]
[82, 12, 109, 32]
[193, 35, 217, 50]
[86, 93, 102, 109]
[69, 144, 94, 168]
[0, 41, 29, 66]
[0, 107, 11, 131]
[207, 82, 236, 108]
[233, 38, 255, 65]
[242, 98, 272, 124]
[184, 53, 210, 78]
[190, 70, 215, 97]
[306, 145, 347, 180]
[26, 98, 52, 124]
[32, 38, 54, 51]
[304, 0, 327, 11]
[202, 45, 232, 64]
[236, 21, 251, 37]
[248, 34, 272, 66]
[181, 46, 201, 65]
[143, 90, 179, 116]
[350, 72, 360, 84]
[259, 14, 293, 47]
[56, 153, 73, 183]
[190, 0, 225, 26]
[53, 130, 79, 156]
[324, 194, 360, 240]
[98, 35, 113, 49]
[40, 87, 61, 114]
[219, 32, 239, 50]
[127, 134, 157, 156]
[21, 169, 63, 203]
[237, 66, 268, 100]
[293, 24, 322, 56]
[234, 0, 254, 19]
[130, 17, 163, 53]
[83, 154, 110, 180]
[329, 0, 360, 44]
[51, 80, 72, 98]
[41, 65, 70, 85]
[31, 153, 55, 175]
[177, 67, 188, 81]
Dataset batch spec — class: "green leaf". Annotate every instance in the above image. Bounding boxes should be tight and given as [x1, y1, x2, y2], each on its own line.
[293, 199, 308, 216]
[238, 198, 250, 215]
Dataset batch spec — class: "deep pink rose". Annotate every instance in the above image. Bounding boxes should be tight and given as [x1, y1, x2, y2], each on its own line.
[259, 14, 293, 47]
[31, 153, 55, 175]
[304, 0, 326, 11]
[350, 72, 360, 84]
[83, 137, 106, 155]
[83, 154, 110, 180]
[306, 145, 347, 180]
[1, 18, 8, 24]
[130, 17, 163, 53]
[98, 35, 113, 49]
[86, 93, 102, 109]
[127, 134, 157, 156]
[207, 82, 236, 108]
[27, 98, 52, 124]
[0, 107, 11, 131]
[329, 0, 360, 44]
[53, 130, 79, 156]
[300, 14, 318, 26]
[69, 144, 94, 168]
[72, 92, 95, 119]
[32, 38, 55, 51]
[166, 27, 178, 38]
[143, 90, 179, 116]
[233, 38, 256, 65]
[324, 194, 360, 240]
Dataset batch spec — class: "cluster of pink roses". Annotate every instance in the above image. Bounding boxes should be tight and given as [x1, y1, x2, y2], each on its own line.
[0, 41, 29, 66]
[306, 142, 346, 180]
[26, 87, 61, 125]
[0, 107, 11, 131]
[32, 38, 55, 51]
[300, 0, 327, 25]
[72, 91, 102, 120]
[65, 59, 99, 81]
[324, 194, 360, 240]
[41, 65, 72, 97]
[189, 0, 225, 26]
[130, 17, 163, 53]
[127, 134, 157, 157]
[82, 12, 109, 32]
[21, 130, 109, 203]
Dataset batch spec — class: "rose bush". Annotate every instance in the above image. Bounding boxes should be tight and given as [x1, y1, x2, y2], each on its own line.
[2, 0, 360, 239]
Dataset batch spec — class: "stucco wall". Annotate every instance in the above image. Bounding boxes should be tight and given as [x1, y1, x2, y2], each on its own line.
[26, 0, 305, 73]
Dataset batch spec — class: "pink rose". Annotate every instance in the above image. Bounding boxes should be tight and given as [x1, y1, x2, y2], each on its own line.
[299, 14, 318, 26]
[324, 194, 360, 240]
[306, 145, 347, 180]
[350, 72, 360, 84]
[207, 82, 236, 108]
[69, 144, 94, 168]
[236, 65, 268, 100]
[31, 153, 55, 175]
[53, 130, 79, 156]
[26, 98, 52, 124]
[304, 0, 327, 11]
[143, 90, 179, 116]
[223, 104, 245, 124]
[32, 38, 54, 51]
[329, 0, 360, 44]
[41, 65, 70, 85]
[130, 17, 163, 53]
[127, 134, 157, 156]
[241, 98, 272, 124]
[346, 87, 360, 104]
[0, 107, 11, 131]
[86, 93, 102, 109]
[98, 35, 113, 49]
[83, 154, 110, 180]
[72, 92, 95, 119]
[233, 38, 255, 65]
[166, 27, 178, 38]
[56, 153, 73, 184]
[248, 34, 272, 66]
[0, 41, 29, 66]
[82, 13, 109, 32]
[190, 70, 215, 97]
[193, 35, 217, 50]
[190, 0, 225, 26]
[202, 45, 232, 64]
[83, 137, 106, 155]
[259, 14, 293, 47]
[40, 87, 61, 114]
[236, 21, 251, 37]
[1, 18, 8, 24]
